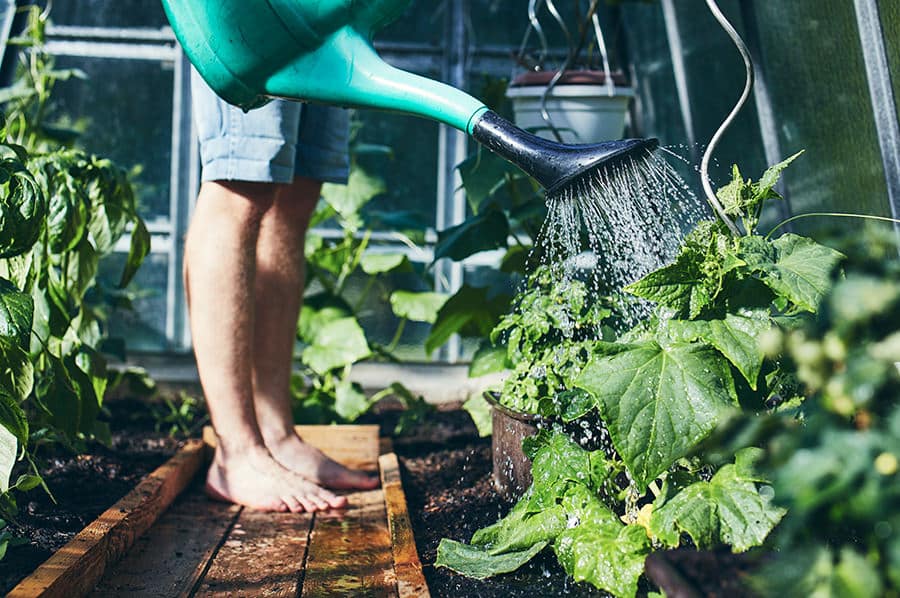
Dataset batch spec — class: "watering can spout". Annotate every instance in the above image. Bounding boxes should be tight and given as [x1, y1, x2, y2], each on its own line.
[162, 0, 657, 193]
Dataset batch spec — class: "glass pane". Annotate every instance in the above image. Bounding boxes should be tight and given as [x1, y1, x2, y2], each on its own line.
[620, 4, 693, 183]
[99, 251, 170, 353]
[753, 0, 890, 229]
[881, 2, 900, 124]
[673, 2, 766, 186]
[378, 0, 443, 45]
[355, 110, 439, 229]
[50, 56, 174, 223]
[50, 0, 170, 29]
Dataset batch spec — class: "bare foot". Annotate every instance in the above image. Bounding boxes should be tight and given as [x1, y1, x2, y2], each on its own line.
[266, 432, 380, 491]
[205, 445, 349, 512]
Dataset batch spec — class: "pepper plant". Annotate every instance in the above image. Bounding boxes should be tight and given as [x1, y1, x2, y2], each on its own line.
[437, 154, 846, 596]
[0, 5, 150, 517]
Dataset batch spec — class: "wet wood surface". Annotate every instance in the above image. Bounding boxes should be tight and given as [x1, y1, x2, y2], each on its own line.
[77, 425, 425, 597]
[380, 452, 431, 598]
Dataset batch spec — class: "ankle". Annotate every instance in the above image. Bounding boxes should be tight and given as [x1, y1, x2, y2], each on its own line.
[213, 435, 269, 462]
[258, 424, 298, 447]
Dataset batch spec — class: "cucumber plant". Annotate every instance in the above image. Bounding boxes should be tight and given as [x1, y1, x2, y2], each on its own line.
[437, 155, 846, 596]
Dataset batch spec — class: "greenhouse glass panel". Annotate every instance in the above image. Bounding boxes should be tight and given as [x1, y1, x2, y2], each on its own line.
[98, 252, 171, 353]
[881, 2, 900, 125]
[354, 110, 439, 230]
[752, 0, 889, 228]
[50, 0, 169, 29]
[51, 55, 174, 223]
[378, 0, 443, 45]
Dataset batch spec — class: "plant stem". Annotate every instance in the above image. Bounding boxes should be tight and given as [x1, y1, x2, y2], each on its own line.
[766, 212, 900, 239]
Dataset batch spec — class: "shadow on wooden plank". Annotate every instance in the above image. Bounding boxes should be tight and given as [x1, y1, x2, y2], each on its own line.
[92, 481, 240, 598]
[194, 509, 314, 598]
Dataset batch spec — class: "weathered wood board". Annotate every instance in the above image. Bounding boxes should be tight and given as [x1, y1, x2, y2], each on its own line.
[9, 440, 206, 598]
[14, 425, 427, 598]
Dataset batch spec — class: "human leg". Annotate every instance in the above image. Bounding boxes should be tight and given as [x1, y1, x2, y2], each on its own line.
[184, 180, 348, 512]
[251, 176, 379, 490]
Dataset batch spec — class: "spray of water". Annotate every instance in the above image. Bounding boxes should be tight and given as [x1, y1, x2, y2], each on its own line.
[533, 150, 707, 326]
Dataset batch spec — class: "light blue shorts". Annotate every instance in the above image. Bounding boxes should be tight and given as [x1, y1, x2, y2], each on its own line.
[191, 69, 350, 184]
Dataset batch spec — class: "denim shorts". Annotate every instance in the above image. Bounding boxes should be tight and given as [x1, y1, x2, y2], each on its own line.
[191, 69, 350, 184]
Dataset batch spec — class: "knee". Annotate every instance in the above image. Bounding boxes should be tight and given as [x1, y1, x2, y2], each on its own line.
[198, 180, 279, 227]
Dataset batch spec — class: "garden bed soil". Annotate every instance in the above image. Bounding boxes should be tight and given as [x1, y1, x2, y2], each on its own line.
[0, 399, 182, 595]
[2, 398, 760, 597]
[386, 404, 761, 598]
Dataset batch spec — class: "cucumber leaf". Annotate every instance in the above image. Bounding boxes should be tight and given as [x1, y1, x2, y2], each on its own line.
[576, 341, 737, 490]
[650, 448, 785, 552]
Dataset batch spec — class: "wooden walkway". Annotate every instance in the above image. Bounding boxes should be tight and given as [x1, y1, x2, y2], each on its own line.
[9, 426, 428, 598]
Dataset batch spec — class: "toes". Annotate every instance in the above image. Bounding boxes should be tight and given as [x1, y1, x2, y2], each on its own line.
[296, 496, 319, 513]
[282, 496, 306, 513]
[307, 494, 330, 511]
[321, 490, 348, 509]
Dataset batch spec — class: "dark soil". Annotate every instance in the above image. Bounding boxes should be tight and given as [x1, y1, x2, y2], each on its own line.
[389, 405, 761, 598]
[0, 398, 181, 594]
[0, 396, 760, 597]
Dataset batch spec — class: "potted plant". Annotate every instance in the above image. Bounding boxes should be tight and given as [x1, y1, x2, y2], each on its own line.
[506, 0, 643, 143]
[436, 156, 848, 597]
[482, 264, 618, 497]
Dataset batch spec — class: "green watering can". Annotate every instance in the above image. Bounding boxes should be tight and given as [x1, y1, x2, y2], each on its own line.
[161, 0, 657, 195]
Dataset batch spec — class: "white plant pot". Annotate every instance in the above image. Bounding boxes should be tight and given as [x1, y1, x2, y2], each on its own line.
[506, 80, 634, 144]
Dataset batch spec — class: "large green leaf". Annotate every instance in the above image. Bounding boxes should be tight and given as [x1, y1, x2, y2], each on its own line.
[321, 167, 385, 231]
[389, 290, 448, 324]
[462, 393, 492, 437]
[0, 384, 27, 445]
[297, 293, 353, 343]
[740, 234, 843, 312]
[334, 379, 371, 422]
[0, 160, 45, 259]
[46, 177, 88, 253]
[434, 210, 509, 262]
[0, 278, 33, 346]
[119, 218, 150, 288]
[457, 150, 519, 214]
[468, 342, 508, 378]
[301, 317, 370, 375]
[435, 538, 548, 579]
[662, 310, 770, 388]
[625, 249, 713, 318]
[359, 253, 412, 275]
[576, 341, 737, 490]
[554, 523, 651, 598]
[425, 285, 509, 355]
[650, 449, 785, 552]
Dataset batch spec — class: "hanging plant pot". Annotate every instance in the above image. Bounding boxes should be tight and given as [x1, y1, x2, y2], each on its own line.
[506, 70, 634, 144]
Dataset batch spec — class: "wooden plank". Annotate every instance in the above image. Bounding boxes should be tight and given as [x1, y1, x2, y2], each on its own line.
[379, 453, 430, 598]
[9, 439, 206, 598]
[91, 484, 241, 597]
[301, 488, 397, 597]
[193, 509, 314, 598]
[202, 425, 380, 471]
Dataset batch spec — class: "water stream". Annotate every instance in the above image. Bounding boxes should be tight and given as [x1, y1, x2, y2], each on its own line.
[533, 149, 707, 327]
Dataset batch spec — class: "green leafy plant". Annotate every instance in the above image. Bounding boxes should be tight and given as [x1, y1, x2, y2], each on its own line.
[750, 231, 900, 598]
[0, 5, 150, 521]
[438, 155, 845, 596]
[150, 392, 209, 439]
[291, 122, 444, 425]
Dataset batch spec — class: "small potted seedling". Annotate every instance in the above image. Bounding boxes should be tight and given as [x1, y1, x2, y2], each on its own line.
[485, 264, 617, 497]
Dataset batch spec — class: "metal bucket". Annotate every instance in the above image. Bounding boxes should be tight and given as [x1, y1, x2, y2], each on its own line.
[484, 391, 546, 500]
